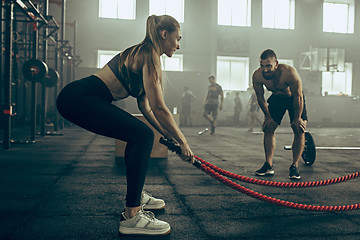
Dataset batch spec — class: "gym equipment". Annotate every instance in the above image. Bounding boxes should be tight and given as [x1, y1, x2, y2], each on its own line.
[302, 132, 316, 166]
[159, 137, 360, 212]
[283, 132, 316, 166]
[284, 132, 360, 165]
[285, 146, 360, 150]
[253, 131, 314, 135]
[22, 59, 48, 82]
[198, 128, 209, 135]
[44, 68, 60, 87]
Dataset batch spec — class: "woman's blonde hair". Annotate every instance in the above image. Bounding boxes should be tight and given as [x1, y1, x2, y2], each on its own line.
[119, 15, 180, 85]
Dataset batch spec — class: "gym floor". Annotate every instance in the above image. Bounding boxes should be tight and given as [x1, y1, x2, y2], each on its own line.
[0, 126, 359, 240]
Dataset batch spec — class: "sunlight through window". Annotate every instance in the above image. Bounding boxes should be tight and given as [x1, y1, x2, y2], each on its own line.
[97, 50, 119, 68]
[323, 0, 354, 34]
[218, 0, 251, 27]
[149, 0, 184, 23]
[262, 0, 294, 29]
[161, 54, 183, 71]
[99, 0, 136, 20]
[278, 59, 294, 66]
[322, 63, 352, 95]
[216, 56, 250, 91]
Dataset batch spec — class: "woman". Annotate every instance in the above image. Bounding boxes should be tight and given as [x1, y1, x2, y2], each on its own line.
[57, 14, 194, 236]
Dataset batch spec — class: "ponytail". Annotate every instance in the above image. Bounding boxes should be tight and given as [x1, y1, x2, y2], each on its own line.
[119, 15, 180, 86]
[145, 15, 161, 53]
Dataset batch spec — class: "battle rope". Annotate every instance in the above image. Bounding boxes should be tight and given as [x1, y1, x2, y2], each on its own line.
[160, 138, 360, 212]
[195, 156, 360, 188]
[200, 163, 359, 212]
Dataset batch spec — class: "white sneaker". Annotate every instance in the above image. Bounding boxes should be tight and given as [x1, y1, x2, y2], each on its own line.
[141, 191, 165, 210]
[119, 207, 171, 235]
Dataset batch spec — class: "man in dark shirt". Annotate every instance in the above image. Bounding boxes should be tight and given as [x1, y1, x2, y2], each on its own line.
[203, 75, 224, 134]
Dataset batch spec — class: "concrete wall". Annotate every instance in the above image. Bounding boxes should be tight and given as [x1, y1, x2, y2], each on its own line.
[51, 0, 360, 127]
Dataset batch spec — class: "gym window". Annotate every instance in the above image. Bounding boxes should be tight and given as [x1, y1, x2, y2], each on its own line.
[97, 50, 119, 68]
[262, 0, 295, 29]
[323, 0, 354, 34]
[216, 56, 250, 91]
[149, 0, 184, 23]
[161, 54, 183, 71]
[99, 0, 136, 20]
[218, 0, 251, 27]
[322, 63, 352, 96]
[278, 59, 294, 66]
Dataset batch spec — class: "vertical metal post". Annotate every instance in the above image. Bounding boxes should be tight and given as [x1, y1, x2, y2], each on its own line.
[59, 0, 66, 129]
[3, 0, 14, 149]
[53, 33, 59, 131]
[66, 58, 71, 86]
[40, 0, 49, 136]
[30, 9, 39, 141]
[326, 48, 330, 72]
[72, 20, 77, 81]
[0, 1, 3, 114]
[12, 12, 18, 127]
[22, 21, 28, 123]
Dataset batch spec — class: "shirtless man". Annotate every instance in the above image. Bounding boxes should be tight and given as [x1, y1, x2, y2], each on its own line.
[252, 49, 307, 179]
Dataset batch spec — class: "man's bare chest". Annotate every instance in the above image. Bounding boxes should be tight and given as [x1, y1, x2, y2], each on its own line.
[263, 78, 289, 92]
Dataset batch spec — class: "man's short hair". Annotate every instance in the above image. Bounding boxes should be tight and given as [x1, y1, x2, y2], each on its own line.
[260, 49, 277, 60]
[208, 74, 215, 80]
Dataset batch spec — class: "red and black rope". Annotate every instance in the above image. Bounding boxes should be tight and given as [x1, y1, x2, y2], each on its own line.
[160, 137, 360, 212]
[195, 156, 360, 188]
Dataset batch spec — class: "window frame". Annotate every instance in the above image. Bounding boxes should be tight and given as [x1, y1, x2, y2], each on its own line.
[262, 0, 295, 30]
[97, 50, 119, 68]
[217, 0, 252, 27]
[149, 0, 185, 23]
[323, 0, 355, 34]
[99, 0, 136, 20]
[278, 59, 294, 67]
[216, 56, 250, 91]
[321, 62, 353, 96]
[161, 54, 184, 72]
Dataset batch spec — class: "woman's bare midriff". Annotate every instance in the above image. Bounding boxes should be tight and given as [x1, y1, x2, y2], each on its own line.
[94, 65, 130, 100]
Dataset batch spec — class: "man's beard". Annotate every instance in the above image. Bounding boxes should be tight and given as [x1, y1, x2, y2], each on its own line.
[262, 72, 274, 80]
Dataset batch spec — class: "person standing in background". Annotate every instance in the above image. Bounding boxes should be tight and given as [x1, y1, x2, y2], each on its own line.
[202, 75, 224, 134]
[233, 92, 242, 127]
[180, 86, 196, 127]
[247, 89, 262, 132]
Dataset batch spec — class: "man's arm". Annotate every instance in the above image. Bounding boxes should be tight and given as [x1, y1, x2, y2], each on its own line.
[219, 85, 224, 110]
[203, 91, 209, 105]
[288, 67, 303, 120]
[190, 91, 196, 102]
[288, 66, 306, 133]
[252, 73, 270, 118]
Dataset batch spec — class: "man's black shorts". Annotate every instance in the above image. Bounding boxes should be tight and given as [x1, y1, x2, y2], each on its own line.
[204, 103, 219, 116]
[267, 94, 308, 125]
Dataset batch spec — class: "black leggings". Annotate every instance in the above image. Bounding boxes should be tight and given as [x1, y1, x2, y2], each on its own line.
[56, 75, 154, 207]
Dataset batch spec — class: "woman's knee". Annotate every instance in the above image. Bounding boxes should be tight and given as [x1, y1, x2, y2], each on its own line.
[142, 125, 155, 143]
[129, 123, 154, 146]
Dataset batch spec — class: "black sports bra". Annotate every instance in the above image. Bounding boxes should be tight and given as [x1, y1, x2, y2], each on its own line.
[107, 53, 145, 98]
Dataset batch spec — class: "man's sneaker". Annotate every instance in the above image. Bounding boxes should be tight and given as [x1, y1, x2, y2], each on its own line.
[255, 162, 274, 176]
[210, 125, 215, 134]
[289, 165, 301, 179]
[210, 120, 215, 134]
[119, 207, 171, 235]
[141, 191, 165, 210]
